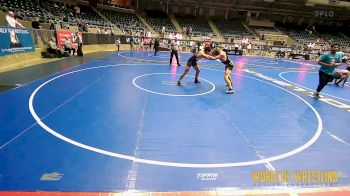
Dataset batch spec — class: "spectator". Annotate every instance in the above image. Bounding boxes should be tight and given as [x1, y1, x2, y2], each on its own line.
[149, 39, 153, 50]
[74, 5, 80, 17]
[76, 32, 83, 56]
[247, 43, 252, 54]
[64, 36, 76, 56]
[115, 38, 121, 52]
[188, 27, 192, 39]
[234, 43, 239, 55]
[154, 36, 160, 56]
[62, 14, 69, 23]
[161, 26, 165, 37]
[83, 23, 88, 32]
[32, 17, 46, 45]
[32, 17, 41, 29]
[283, 39, 287, 46]
[129, 37, 134, 50]
[49, 20, 56, 31]
[47, 37, 62, 57]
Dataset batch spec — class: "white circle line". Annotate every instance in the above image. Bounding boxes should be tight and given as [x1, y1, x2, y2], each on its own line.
[279, 71, 350, 103]
[147, 53, 168, 57]
[28, 65, 322, 168]
[225, 58, 315, 71]
[241, 64, 315, 71]
[244, 60, 278, 65]
[132, 73, 216, 97]
[118, 51, 165, 62]
[283, 60, 317, 67]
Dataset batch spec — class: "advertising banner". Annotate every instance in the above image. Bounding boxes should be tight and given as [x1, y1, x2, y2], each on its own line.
[0, 26, 35, 56]
[56, 30, 82, 49]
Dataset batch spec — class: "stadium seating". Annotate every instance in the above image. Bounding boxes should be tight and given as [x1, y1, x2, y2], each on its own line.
[100, 9, 146, 33]
[215, 19, 254, 40]
[145, 17, 176, 34]
[0, 0, 51, 20]
[40, 0, 111, 28]
[277, 22, 350, 49]
[177, 18, 214, 37]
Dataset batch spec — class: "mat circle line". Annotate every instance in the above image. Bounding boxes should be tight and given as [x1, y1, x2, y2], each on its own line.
[29, 64, 323, 168]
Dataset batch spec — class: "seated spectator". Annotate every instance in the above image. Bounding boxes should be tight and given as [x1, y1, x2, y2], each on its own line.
[62, 14, 69, 23]
[74, 5, 80, 17]
[64, 36, 76, 56]
[333, 68, 350, 86]
[47, 37, 62, 57]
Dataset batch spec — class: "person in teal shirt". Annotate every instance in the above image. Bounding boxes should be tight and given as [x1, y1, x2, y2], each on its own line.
[314, 43, 342, 98]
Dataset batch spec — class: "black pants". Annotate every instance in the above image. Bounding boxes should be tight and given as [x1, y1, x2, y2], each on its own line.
[154, 46, 159, 55]
[77, 43, 83, 56]
[234, 47, 238, 55]
[47, 48, 62, 57]
[316, 71, 333, 92]
[170, 50, 180, 65]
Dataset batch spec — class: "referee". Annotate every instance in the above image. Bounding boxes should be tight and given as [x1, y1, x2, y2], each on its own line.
[169, 38, 181, 66]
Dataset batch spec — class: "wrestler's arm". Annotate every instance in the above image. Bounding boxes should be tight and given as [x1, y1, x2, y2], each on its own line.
[199, 51, 220, 60]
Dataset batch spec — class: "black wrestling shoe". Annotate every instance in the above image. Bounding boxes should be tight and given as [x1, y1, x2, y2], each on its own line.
[194, 79, 201, 84]
[313, 92, 320, 99]
[226, 89, 234, 94]
[177, 81, 181, 86]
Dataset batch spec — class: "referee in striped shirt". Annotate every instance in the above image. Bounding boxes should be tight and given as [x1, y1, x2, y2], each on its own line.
[169, 38, 181, 66]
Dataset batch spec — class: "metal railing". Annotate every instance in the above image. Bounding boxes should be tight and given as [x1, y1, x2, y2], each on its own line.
[32, 29, 55, 46]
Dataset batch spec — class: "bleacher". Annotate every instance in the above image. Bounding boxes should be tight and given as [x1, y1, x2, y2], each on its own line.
[315, 25, 350, 49]
[143, 10, 176, 34]
[215, 20, 254, 40]
[177, 17, 214, 37]
[277, 22, 350, 49]
[0, 0, 51, 21]
[146, 17, 177, 34]
[40, 0, 111, 28]
[250, 26, 282, 35]
[78, 5, 110, 27]
[100, 9, 146, 33]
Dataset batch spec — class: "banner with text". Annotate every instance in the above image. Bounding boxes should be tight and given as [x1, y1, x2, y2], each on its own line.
[0, 26, 35, 56]
[56, 30, 82, 49]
